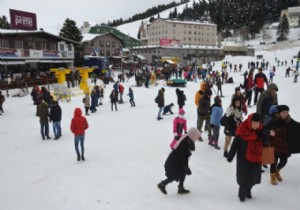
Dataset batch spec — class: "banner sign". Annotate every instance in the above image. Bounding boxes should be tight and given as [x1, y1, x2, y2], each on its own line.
[10, 9, 37, 30]
[159, 38, 180, 47]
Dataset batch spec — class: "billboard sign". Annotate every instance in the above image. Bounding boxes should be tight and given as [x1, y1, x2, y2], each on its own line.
[159, 38, 180, 47]
[10, 9, 37, 30]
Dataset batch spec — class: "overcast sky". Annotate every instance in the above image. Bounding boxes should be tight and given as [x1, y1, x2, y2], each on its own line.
[0, 0, 175, 33]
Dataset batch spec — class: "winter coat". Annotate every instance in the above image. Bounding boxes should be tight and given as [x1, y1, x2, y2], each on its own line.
[224, 106, 243, 136]
[227, 136, 262, 187]
[173, 116, 187, 136]
[164, 136, 193, 181]
[243, 76, 254, 92]
[197, 95, 211, 116]
[84, 94, 90, 107]
[110, 90, 118, 103]
[194, 81, 207, 106]
[37, 101, 49, 124]
[210, 104, 223, 127]
[232, 93, 247, 114]
[176, 90, 186, 107]
[227, 114, 263, 187]
[264, 113, 295, 154]
[128, 89, 134, 100]
[49, 104, 62, 122]
[70, 108, 89, 136]
[156, 89, 165, 108]
[256, 84, 278, 117]
[254, 72, 268, 89]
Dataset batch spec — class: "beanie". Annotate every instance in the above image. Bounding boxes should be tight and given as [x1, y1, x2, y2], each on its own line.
[179, 108, 185, 115]
[214, 96, 221, 104]
[187, 127, 202, 142]
[277, 105, 289, 113]
[268, 83, 278, 92]
[235, 87, 241, 92]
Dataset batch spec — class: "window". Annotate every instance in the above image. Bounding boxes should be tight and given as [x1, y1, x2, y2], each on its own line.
[194, 31, 197, 35]
[0, 39, 9, 48]
[68, 44, 72, 51]
[173, 24, 176, 27]
[100, 40, 104, 47]
[59, 44, 64, 51]
[112, 41, 115, 48]
[183, 37, 186, 41]
[15, 40, 23, 49]
[188, 31, 191, 35]
[106, 41, 110, 47]
[106, 50, 110, 56]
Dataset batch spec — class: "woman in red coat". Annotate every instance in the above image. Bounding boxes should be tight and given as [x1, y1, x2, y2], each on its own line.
[70, 108, 89, 161]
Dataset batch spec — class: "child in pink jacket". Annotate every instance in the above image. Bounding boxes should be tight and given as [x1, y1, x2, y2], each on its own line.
[170, 108, 187, 149]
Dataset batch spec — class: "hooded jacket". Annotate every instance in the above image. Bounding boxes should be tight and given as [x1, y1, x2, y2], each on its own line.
[70, 108, 89, 136]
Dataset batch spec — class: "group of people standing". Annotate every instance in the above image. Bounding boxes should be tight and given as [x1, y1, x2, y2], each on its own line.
[156, 64, 299, 203]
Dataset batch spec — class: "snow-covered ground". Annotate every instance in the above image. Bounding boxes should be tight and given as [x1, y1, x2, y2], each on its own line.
[1, 40, 300, 210]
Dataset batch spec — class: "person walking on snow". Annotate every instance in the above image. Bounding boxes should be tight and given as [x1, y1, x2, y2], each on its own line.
[128, 87, 136, 107]
[157, 127, 201, 195]
[70, 108, 89, 161]
[49, 100, 62, 140]
[209, 96, 223, 149]
[170, 108, 188, 149]
[227, 113, 266, 202]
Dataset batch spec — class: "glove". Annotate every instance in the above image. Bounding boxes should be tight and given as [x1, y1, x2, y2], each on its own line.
[184, 167, 192, 175]
[175, 136, 180, 140]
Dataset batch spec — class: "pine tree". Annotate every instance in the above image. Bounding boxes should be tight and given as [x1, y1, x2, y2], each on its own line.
[59, 18, 83, 65]
[0, 15, 10, 29]
[277, 14, 289, 41]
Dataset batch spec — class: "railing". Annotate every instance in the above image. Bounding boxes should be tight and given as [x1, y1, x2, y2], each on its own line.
[0, 78, 57, 90]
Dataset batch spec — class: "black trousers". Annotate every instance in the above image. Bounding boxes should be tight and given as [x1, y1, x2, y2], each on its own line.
[239, 185, 252, 198]
[162, 174, 186, 188]
[270, 153, 288, 173]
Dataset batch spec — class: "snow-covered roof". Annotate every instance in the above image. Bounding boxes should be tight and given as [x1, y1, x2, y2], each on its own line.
[288, 6, 300, 14]
[165, 19, 216, 26]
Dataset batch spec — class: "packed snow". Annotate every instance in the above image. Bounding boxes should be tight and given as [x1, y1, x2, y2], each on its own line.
[1, 40, 300, 210]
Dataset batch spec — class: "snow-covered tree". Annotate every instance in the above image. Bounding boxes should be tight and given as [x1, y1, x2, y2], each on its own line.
[277, 14, 289, 42]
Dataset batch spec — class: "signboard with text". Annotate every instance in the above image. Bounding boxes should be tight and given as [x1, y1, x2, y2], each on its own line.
[159, 38, 180, 47]
[9, 9, 37, 30]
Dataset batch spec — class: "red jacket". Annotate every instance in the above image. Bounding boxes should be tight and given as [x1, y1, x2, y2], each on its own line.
[70, 108, 89, 136]
[254, 72, 268, 89]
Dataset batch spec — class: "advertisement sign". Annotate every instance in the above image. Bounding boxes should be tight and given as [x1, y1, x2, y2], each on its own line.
[0, 48, 17, 57]
[10, 9, 37, 30]
[159, 38, 180, 47]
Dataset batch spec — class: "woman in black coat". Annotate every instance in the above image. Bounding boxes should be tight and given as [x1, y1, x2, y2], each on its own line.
[157, 127, 201, 195]
[227, 113, 266, 202]
[176, 88, 186, 109]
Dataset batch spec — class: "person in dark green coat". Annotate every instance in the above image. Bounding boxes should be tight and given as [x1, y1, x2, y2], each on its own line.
[37, 99, 51, 140]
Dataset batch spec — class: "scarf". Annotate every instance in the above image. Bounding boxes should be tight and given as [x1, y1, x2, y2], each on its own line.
[236, 114, 263, 163]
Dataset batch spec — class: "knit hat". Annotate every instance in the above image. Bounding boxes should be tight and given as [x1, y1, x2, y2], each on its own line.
[235, 87, 241, 92]
[161, 87, 165, 92]
[268, 83, 278, 92]
[179, 108, 185, 115]
[214, 96, 222, 104]
[187, 127, 202, 142]
[277, 105, 289, 113]
[204, 89, 212, 96]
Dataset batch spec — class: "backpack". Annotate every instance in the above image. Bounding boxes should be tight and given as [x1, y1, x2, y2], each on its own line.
[220, 114, 226, 126]
[155, 96, 159, 103]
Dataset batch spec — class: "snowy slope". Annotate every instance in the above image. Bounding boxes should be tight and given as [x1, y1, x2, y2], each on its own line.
[1, 40, 300, 209]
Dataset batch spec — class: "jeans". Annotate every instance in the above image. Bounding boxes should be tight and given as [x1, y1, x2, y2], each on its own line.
[74, 135, 85, 157]
[40, 123, 49, 139]
[157, 107, 163, 118]
[52, 121, 61, 138]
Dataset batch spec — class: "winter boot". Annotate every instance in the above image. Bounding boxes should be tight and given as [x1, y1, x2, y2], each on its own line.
[275, 169, 282, 181]
[77, 155, 81, 161]
[81, 155, 85, 161]
[208, 139, 214, 146]
[270, 173, 277, 185]
[223, 151, 228, 158]
[214, 141, 220, 150]
[178, 186, 190, 194]
[157, 182, 167, 195]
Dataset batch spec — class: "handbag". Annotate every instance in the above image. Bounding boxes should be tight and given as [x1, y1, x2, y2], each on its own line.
[261, 146, 275, 165]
